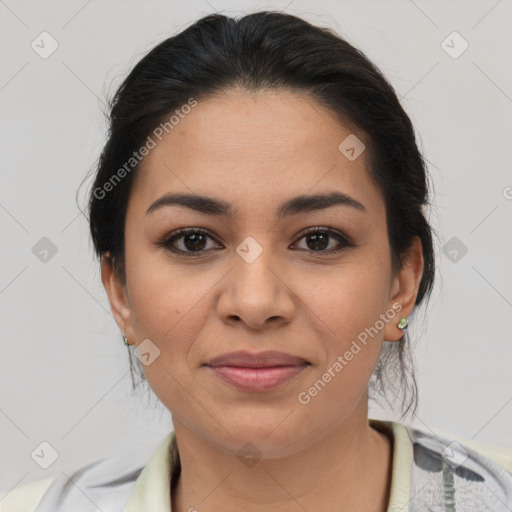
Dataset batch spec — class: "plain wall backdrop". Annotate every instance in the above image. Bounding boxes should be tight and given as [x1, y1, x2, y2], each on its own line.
[1, 0, 511, 494]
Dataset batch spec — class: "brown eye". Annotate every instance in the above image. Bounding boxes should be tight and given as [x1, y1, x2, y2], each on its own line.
[159, 228, 221, 256]
[181, 232, 207, 251]
[292, 228, 354, 254]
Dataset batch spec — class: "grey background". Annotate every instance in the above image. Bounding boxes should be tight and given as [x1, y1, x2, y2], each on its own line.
[1, 0, 511, 494]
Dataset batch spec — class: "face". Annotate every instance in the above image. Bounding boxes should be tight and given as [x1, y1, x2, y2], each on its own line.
[102, 87, 422, 458]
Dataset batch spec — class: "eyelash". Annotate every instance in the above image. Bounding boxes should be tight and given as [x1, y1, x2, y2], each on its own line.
[157, 226, 356, 258]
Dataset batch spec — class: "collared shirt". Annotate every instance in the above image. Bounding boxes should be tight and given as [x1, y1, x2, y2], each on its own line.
[2, 419, 512, 511]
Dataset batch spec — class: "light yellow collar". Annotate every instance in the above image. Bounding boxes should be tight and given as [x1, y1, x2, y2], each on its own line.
[122, 430, 178, 512]
[370, 419, 413, 511]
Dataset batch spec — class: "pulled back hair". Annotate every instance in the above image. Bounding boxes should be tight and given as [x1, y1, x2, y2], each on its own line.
[83, 11, 436, 419]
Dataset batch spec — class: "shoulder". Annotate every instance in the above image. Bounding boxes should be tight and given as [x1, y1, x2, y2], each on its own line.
[0, 441, 153, 512]
[0, 477, 55, 512]
[405, 424, 512, 510]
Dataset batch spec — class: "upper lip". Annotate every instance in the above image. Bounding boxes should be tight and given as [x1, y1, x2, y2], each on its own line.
[205, 350, 310, 368]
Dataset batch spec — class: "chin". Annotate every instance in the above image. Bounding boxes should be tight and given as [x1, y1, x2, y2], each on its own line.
[204, 415, 312, 458]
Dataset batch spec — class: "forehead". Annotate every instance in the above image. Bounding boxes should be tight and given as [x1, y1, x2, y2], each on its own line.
[127, 88, 384, 222]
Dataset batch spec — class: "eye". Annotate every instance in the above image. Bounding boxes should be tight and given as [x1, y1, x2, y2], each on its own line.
[291, 227, 355, 254]
[157, 226, 355, 258]
[158, 228, 221, 256]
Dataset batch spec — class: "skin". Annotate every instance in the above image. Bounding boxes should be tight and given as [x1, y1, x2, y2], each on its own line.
[101, 87, 424, 512]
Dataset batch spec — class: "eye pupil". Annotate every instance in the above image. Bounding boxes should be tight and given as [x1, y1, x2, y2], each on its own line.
[307, 233, 329, 251]
[184, 233, 206, 251]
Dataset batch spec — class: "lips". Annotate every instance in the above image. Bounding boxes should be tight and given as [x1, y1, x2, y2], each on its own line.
[205, 350, 309, 368]
[204, 350, 310, 392]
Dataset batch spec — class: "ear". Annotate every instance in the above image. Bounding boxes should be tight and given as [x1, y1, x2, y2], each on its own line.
[101, 252, 135, 345]
[384, 236, 424, 342]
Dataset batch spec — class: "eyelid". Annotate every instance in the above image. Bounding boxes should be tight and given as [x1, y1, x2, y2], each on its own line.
[293, 224, 348, 240]
[158, 227, 221, 249]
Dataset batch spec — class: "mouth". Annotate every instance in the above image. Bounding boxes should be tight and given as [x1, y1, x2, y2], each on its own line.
[203, 350, 311, 392]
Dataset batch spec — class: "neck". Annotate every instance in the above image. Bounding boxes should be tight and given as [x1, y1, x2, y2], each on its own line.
[170, 406, 392, 512]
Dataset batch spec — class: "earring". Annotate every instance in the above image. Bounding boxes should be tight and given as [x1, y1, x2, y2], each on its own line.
[397, 317, 408, 330]
[122, 331, 129, 346]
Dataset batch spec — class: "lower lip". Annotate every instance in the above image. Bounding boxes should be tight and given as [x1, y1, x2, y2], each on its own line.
[207, 365, 309, 392]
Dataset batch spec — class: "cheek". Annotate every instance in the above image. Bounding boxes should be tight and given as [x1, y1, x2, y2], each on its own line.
[124, 253, 210, 408]
[314, 255, 390, 338]
[124, 247, 215, 373]
[297, 280, 389, 420]
[126, 244, 199, 330]
[307, 253, 391, 382]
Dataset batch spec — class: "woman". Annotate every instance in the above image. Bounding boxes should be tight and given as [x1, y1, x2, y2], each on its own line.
[3, 10, 511, 512]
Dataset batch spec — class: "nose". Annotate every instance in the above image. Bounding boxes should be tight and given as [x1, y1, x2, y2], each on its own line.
[217, 246, 296, 330]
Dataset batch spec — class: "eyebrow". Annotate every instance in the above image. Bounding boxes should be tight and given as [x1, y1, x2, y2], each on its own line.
[145, 191, 366, 218]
